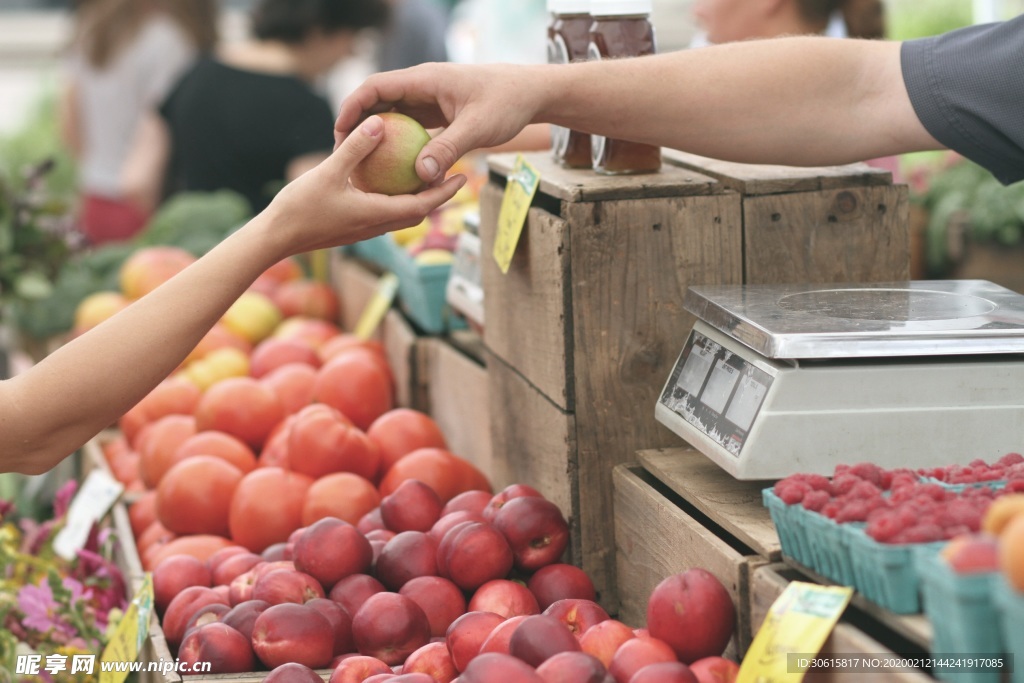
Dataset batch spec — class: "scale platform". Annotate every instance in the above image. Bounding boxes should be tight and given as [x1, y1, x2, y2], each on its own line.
[655, 281, 1024, 479]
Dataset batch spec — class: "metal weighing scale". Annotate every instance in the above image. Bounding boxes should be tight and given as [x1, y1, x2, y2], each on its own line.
[655, 280, 1024, 479]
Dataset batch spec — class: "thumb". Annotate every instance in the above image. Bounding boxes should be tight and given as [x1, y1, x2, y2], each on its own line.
[332, 115, 384, 177]
[415, 120, 477, 184]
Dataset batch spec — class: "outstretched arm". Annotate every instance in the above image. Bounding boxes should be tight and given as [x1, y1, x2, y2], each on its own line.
[336, 37, 941, 183]
[0, 116, 466, 475]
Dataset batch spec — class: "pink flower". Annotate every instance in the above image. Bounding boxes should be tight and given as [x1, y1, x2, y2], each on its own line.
[18, 580, 60, 634]
[54, 480, 78, 519]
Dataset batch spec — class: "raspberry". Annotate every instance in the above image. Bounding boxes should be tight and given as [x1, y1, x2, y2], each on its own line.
[848, 480, 884, 501]
[939, 500, 982, 531]
[1006, 480, 1024, 493]
[775, 481, 810, 505]
[944, 525, 971, 539]
[803, 474, 834, 494]
[835, 500, 871, 523]
[890, 473, 919, 492]
[895, 506, 918, 528]
[801, 490, 831, 512]
[920, 484, 949, 502]
[867, 514, 903, 542]
[999, 453, 1024, 467]
[832, 474, 861, 496]
[849, 463, 885, 487]
[899, 524, 945, 544]
[821, 502, 841, 519]
[833, 464, 851, 478]
[969, 458, 989, 468]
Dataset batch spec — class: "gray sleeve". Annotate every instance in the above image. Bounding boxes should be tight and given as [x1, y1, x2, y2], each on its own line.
[901, 16, 1024, 185]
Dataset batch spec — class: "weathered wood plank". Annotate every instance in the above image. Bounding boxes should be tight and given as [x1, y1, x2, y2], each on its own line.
[487, 152, 720, 203]
[424, 338, 493, 480]
[750, 564, 937, 683]
[380, 309, 418, 409]
[480, 182, 574, 410]
[486, 352, 578, 574]
[743, 185, 910, 284]
[613, 465, 763, 657]
[637, 448, 781, 560]
[568, 192, 744, 616]
[663, 149, 892, 195]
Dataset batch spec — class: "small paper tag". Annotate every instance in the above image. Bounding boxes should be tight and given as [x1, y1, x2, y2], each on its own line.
[737, 581, 853, 683]
[493, 155, 540, 274]
[354, 272, 399, 340]
[53, 469, 124, 561]
[99, 574, 154, 683]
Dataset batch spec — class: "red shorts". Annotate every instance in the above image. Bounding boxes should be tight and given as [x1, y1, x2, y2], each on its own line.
[79, 194, 149, 245]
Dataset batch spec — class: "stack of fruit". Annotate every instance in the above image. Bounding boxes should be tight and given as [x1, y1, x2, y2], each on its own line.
[156, 483, 739, 683]
[766, 457, 1023, 613]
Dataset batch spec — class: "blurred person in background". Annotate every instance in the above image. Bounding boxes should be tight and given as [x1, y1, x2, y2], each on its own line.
[692, 0, 885, 44]
[377, 0, 449, 72]
[691, 0, 898, 177]
[121, 0, 389, 216]
[59, 0, 217, 244]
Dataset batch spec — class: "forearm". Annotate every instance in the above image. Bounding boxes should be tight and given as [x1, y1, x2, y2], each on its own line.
[0, 212, 285, 474]
[535, 37, 940, 166]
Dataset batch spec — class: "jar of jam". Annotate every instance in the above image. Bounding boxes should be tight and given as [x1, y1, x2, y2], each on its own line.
[547, 0, 593, 168]
[588, 0, 661, 174]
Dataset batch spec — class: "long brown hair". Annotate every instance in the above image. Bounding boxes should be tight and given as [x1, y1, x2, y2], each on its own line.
[72, 0, 218, 69]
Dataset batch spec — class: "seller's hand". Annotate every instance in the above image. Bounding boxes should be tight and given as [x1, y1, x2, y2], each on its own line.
[267, 114, 467, 257]
[335, 63, 543, 185]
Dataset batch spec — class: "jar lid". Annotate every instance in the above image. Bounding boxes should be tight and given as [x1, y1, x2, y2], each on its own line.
[590, 0, 651, 15]
[547, 0, 590, 13]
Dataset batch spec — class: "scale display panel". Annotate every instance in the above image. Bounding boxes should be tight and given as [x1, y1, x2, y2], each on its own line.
[656, 281, 1024, 479]
[659, 329, 774, 458]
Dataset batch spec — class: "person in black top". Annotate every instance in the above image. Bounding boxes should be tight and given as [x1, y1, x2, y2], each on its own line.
[122, 0, 390, 214]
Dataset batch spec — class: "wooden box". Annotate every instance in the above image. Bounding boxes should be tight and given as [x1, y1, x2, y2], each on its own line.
[662, 150, 910, 284]
[480, 151, 908, 610]
[419, 333, 493, 479]
[613, 447, 782, 654]
[750, 565, 936, 683]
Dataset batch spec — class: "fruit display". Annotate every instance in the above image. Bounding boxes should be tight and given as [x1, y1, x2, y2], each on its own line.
[765, 456, 1022, 614]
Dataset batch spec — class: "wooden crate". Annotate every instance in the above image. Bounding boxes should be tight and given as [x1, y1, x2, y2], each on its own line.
[750, 564, 937, 683]
[480, 153, 743, 611]
[419, 333, 493, 479]
[662, 149, 911, 284]
[613, 463, 770, 657]
[480, 152, 909, 612]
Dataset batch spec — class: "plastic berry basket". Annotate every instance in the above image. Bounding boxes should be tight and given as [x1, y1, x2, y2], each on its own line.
[994, 577, 1024, 683]
[347, 234, 396, 270]
[387, 239, 466, 335]
[763, 489, 816, 570]
[846, 525, 944, 614]
[803, 512, 857, 586]
[917, 549, 1004, 683]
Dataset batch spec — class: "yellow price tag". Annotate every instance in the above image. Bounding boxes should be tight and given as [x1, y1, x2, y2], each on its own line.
[354, 272, 399, 340]
[493, 155, 540, 274]
[737, 581, 853, 683]
[100, 574, 154, 683]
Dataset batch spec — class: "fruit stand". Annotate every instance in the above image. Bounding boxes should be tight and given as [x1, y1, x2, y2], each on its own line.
[12, 69, 1024, 683]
